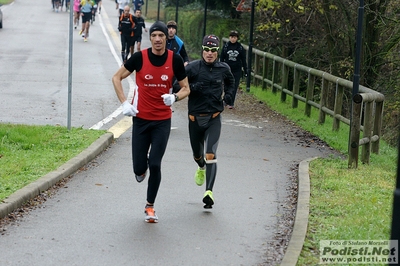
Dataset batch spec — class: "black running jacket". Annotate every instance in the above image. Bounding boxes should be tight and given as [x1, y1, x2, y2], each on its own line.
[174, 59, 235, 115]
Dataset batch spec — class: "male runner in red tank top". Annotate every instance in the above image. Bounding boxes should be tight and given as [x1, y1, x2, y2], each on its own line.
[112, 21, 190, 223]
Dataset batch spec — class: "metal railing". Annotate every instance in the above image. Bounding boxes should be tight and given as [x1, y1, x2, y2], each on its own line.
[222, 38, 385, 167]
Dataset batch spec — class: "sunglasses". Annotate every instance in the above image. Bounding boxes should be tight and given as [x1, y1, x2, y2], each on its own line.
[202, 46, 219, 53]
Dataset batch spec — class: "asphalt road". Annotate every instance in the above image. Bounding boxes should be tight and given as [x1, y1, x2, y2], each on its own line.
[0, 0, 136, 129]
[0, 1, 337, 265]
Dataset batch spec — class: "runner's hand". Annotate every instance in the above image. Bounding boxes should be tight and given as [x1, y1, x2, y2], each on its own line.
[161, 94, 176, 106]
[122, 101, 138, 116]
[223, 94, 232, 106]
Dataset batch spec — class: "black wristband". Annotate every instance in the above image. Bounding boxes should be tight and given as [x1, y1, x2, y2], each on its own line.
[174, 93, 179, 102]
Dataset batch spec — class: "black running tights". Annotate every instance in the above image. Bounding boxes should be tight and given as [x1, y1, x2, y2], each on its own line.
[131, 117, 171, 204]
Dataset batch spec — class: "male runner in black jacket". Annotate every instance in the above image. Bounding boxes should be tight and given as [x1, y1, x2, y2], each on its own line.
[130, 9, 147, 54]
[220, 30, 248, 109]
[174, 34, 235, 208]
[118, 5, 135, 63]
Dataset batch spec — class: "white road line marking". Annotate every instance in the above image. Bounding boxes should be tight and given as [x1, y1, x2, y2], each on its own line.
[89, 7, 136, 135]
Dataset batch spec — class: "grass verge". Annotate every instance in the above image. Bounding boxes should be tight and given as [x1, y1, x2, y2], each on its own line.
[246, 85, 397, 266]
[0, 0, 12, 5]
[0, 124, 106, 202]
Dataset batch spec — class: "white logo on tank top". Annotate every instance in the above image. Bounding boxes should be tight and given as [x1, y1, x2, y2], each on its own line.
[144, 74, 153, 80]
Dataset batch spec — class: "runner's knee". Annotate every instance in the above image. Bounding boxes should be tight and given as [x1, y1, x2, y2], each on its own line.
[205, 153, 214, 160]
[205, 153, 217, 163]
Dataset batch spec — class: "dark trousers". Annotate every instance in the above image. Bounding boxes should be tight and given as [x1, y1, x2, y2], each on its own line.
[121, 35, 132, 61]
[231, 69, 242, 106]
[188, 114, 221, 191]
[131, 117, 171, 204]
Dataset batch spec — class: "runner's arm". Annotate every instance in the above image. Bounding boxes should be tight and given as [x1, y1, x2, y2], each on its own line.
[175, 77, 190, 101]
[172, 54, 190, 100]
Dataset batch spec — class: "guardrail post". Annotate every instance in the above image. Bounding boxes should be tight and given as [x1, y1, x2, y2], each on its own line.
[305, 70, 315, 117]
[349, 94, 363, 168]
[254, 53, 260, 86]
[361, 101, 373, 164]
[332, 80, 344, 131]
[281, 61, 288, 102]
[272, 59, 278, 93]
[292, 66, 300, 108]
[372, 100, 383, 154]
[262, 53, 268, 90]
[318, 76, 328, 124]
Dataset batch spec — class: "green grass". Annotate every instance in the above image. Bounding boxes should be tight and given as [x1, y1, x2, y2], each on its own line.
[245, 85, 398, 266]
[0, 0, 12, 5]
[0, 124, 106, 202]
[300, 159, 396, 265]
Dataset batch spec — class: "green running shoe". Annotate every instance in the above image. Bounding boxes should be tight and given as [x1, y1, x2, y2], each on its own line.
[203, 190, 214, 209]
[194, 167, 206, 186]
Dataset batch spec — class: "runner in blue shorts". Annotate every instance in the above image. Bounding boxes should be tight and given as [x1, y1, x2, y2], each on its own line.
[79, 0, 95, 42]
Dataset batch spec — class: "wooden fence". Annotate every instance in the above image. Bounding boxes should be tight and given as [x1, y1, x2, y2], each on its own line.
[222, 38, 385, 168]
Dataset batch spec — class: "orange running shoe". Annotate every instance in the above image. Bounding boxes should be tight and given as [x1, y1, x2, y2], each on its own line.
[144, 205, 158, 223]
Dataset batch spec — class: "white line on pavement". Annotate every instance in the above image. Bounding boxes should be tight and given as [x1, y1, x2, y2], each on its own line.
[90, 6, 135, 133]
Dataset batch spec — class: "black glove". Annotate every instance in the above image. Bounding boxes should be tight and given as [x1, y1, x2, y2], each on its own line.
[243, 70, 248, 77]
[118, 27, 122, 31]
[190, 82, 203, 92]
[223, 94, 232, 106]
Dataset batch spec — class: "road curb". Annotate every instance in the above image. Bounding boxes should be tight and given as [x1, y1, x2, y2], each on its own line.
[0, 132, 114, 219]
[280, 157, 318, 266]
